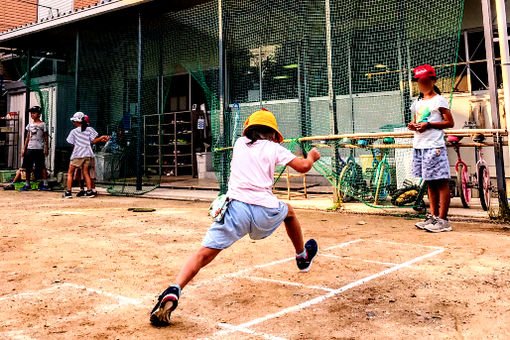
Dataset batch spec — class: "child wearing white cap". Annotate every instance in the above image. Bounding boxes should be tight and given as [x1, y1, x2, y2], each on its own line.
[62, 112, 109, 198]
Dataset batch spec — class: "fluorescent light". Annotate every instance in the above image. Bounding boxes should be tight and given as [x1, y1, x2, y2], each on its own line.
[273, 75, 290, 80]
[283, 64, 298, 69]
[374, 64, 387, 68]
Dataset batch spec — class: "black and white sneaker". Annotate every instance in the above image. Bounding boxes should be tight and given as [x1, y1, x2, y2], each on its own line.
[150, 285, 180, 326]
[62, 190, 72, 199]
[76, 190, 86, 197]
[83, 190, 96, 198]
[296, 239, 318, 273]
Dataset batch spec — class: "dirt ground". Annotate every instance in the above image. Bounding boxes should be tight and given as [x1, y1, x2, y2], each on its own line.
[1, 191, 510, 339]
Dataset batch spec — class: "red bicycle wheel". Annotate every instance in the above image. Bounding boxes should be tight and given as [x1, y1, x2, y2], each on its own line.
[478, 165, 491, 211]
[457, 163, 470, 208]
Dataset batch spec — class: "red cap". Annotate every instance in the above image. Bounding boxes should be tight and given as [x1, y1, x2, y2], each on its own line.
[84, 115, 90, 124]
[413, 64, 436, 80]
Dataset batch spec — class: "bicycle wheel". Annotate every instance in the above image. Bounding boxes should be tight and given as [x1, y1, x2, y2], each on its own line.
[373, 162, 388, 204]
[456, 163, 470, 208]
[478, 165, 491, 211]
[338, 162, 353, 200]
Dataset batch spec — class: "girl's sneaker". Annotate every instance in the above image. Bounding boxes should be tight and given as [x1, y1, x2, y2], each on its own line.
[62, 190, 72, 199]
[415, 214, 436, 230]
[83, 190, 96, 198]
[76, 190, 86, 197]
[424, 218, 452, 233]
[19, 184, 31, 191]
[39, 185, 51, 191]
[296, 239, 318, 272]
[150, 286, 180, 326]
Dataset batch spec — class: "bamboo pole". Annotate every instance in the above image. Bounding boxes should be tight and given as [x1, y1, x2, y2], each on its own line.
[213, 129, 508, 152]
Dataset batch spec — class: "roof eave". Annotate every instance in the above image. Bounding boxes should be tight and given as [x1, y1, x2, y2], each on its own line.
[0, 0, 153, 43]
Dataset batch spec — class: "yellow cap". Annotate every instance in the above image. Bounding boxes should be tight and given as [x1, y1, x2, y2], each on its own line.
[242, 109, 284, 143]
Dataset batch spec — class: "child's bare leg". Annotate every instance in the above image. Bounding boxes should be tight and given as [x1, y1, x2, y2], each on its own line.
[174, 246, 221, 289]
[284, 203, 305, 254]
[437, 180, 451, 219]
[82, 165, 92, 190]
[67, 165, 76, 191]
[427, 182, 440, 216]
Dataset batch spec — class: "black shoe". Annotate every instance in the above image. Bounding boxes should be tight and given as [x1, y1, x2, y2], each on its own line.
[3, 183, 15, 190]
[83, 190, 96, 198]
[150, 286, 180, 326]
[62, 190, 72, 199]
[76, 190, 86, 197]
[296, 239, 319, 273]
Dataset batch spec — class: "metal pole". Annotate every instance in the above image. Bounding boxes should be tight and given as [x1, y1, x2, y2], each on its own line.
[495, 0, 510, 131]
[24, 49, 31, 133]
[75, 31, 80, 111]
[136, 13, 143, 191]
[258, 46, 263, 106]
[325, 0, 341, 203]
[463, 31, 472, 94]
[481, 0, 509, 212]
[218, 0, 228, 194]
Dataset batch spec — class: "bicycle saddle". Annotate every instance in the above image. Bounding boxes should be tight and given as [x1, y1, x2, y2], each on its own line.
[472, 133, 485, 143]
[357, 139, 369, 147]
[383, 137, 395, 144]
[447, 135, 462, 143]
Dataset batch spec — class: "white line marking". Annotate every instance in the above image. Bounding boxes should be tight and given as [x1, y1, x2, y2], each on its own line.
[319, 253, 397, 266]
[217, 323, 288, 340]
[0, 283, 141, 306]
[241, 276, 335, 292]
[60, 283, 141, 305]
[323, 239, 364, 251]
[190, 239, 362, 289]
[213, 247, 444, 337]
[371, 239, 443, 250]
[0, 330, 37, 340]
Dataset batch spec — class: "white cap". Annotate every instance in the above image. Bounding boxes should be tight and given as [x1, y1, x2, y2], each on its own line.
[70, 111, 85, 122]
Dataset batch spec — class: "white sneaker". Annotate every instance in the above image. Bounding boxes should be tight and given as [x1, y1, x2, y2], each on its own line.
[424, 218, 452, 233]
[415, 214, 436, 230]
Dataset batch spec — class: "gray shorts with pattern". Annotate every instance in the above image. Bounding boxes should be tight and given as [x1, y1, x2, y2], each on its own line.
[412, 147, 451, 181]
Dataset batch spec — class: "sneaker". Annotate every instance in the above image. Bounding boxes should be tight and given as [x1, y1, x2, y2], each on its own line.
[3, 183, 15, 190]
[296, 239, 319, 273]
[62, 190, 72, 199]
[150, 286, 180, 326]
[83, 190, 96, 198]
[415, 214, 436, 230]
[76, 190, 86, 197]
[19, 184, 31, 191]
[424, 218, 452, 233]
[38, 185, 51, 191]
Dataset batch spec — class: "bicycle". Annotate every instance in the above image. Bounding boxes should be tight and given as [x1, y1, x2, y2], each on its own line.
[447, 132, 492, 211]
[371, 137, 394, 204]
[338, 139, 368, 201]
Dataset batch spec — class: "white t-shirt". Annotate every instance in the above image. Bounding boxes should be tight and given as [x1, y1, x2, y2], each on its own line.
[410, 94, 450, 149]
[226, 136, 297, 208]
[66, 127, 98, 160]
[26, 122, 47, 150]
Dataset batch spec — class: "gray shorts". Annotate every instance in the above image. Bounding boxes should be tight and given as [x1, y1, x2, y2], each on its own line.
[412, 147, 451, 181]
[202, 199, 289, 249]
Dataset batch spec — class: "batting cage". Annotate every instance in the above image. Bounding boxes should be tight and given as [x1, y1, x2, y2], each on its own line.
[8, 0, 465, 201]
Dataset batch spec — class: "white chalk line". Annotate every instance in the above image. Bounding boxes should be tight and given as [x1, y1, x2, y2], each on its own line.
[371, 239, 443, 250]
[213, 247, 445, 337]
[189, 239, 363, 289]
[241, 276, 335, 292]
[217, 323, 288, 340]
[319, 253, 397, 266]
[60, 283, 141, 305]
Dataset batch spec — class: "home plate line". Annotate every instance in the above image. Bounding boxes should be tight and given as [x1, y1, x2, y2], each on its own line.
[190, 239, 363, 289]
[319, 253, 398, 266]
[213, 247, 445, 337]
[217, 323, 288, 340]
[241, 275, 335, 292]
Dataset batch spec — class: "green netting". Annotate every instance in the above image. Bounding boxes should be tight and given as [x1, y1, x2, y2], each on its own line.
[8, 0, 464, 204]
[214, 0, 464, 207]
